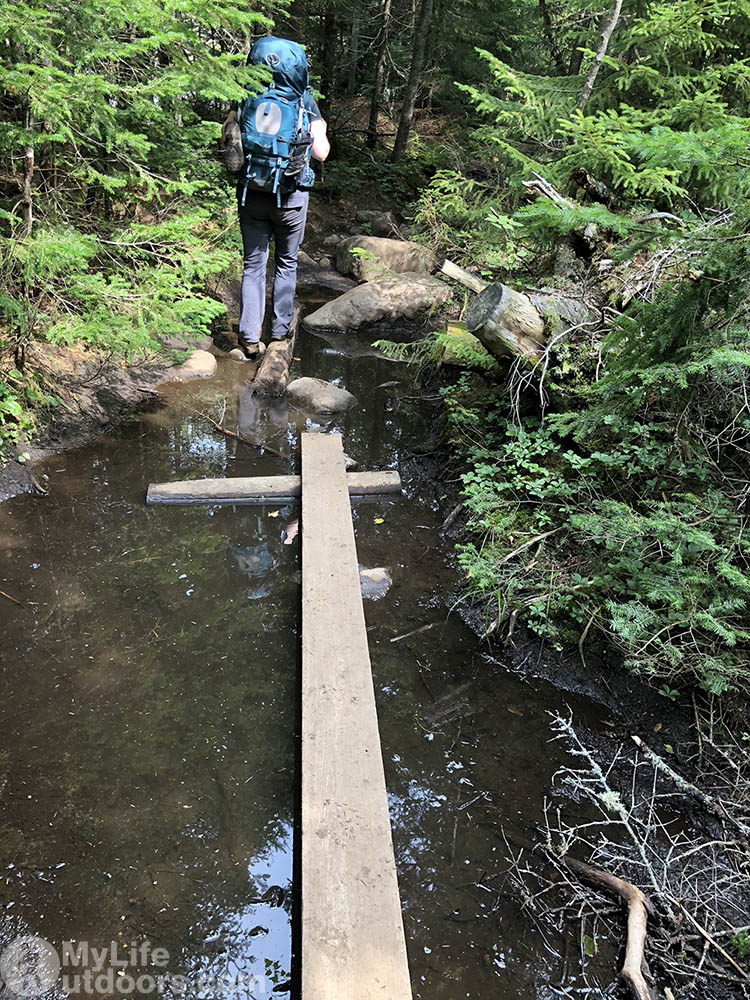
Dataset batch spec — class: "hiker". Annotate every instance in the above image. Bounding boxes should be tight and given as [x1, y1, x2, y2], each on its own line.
[223, 37, 330, 360]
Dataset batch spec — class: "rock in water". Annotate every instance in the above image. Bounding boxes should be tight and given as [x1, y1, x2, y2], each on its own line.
[287, 377, 357, 414]
[359, 567, 392, 600]
[170, 349, 217, 381]
[295, 264, 357, 302]
[335, 236, 436, 281]
[302, 275, 451, 334]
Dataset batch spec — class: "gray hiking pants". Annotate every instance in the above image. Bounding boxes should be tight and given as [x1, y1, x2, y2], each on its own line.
[238, 191, 309, 344]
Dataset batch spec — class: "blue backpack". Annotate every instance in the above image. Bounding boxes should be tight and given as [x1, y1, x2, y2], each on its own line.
[238, 36, 315, 206]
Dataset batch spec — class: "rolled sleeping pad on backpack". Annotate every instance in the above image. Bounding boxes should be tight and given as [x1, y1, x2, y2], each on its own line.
[222, 119, 244, 174]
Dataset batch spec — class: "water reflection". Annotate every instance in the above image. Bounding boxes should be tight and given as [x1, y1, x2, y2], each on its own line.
[0, 332, 608, 999]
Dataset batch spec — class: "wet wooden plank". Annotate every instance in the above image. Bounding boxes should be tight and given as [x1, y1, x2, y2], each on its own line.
[301, 431, 412, 1000]
[146, 470, 401, 505]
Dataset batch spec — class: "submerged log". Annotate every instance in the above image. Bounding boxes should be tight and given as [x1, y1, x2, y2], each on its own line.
[253, 332, 296, 397]
[466, 282, 546, 359]
[146, 471, 402, 505]
[252, 305, 301, 397]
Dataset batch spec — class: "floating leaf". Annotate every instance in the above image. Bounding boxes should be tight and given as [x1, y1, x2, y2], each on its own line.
[583, 934, 597, 957]
[374, 517, 385, 524]
[268, 510, 280, 518]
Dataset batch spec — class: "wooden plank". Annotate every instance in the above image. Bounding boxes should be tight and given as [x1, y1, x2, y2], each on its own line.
[301, 432, 412, 1000]
[252, 306, 299, 397]
[146, 470, 401, 505]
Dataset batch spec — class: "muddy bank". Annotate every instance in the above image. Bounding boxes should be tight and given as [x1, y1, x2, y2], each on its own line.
[0, 338, 220, 502]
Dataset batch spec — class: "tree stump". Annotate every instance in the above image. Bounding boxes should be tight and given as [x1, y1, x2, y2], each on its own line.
[466, 283, 546, 359]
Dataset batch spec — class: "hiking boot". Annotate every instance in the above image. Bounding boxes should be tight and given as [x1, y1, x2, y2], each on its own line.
[238, 340, 266, 360]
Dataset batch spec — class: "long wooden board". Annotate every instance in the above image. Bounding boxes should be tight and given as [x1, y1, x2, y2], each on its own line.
[146, 470, 401, 505]
[301, 432, 412, 1000]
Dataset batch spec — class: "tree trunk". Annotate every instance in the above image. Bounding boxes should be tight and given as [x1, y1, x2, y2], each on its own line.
[367, 0, 392, 148]
[577, 0, 623, 112]
[391, 0, 433, 162]
[283, 0, 306, 44]
[568, 35, 585, 76]
[347, 14, 360, 94]
[21, 100, 34, 238]
[22, 145, 34, 238]
[319, 2, 338, 110]
[539, 0, 565, 74]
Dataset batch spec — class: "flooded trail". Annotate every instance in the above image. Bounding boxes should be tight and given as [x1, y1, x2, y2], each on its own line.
[0, 326, 610, 998]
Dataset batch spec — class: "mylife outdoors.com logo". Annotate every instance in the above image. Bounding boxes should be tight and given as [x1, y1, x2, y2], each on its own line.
[0, 935, 272, 997]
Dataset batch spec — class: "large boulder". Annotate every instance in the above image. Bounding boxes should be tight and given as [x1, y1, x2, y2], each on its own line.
[287, 377, 357, 414]
[336, 236, 436, 281]
[303, 275, 451, 334]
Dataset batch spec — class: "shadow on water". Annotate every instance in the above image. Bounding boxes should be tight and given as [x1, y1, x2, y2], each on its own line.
[0, 323, 610, 999]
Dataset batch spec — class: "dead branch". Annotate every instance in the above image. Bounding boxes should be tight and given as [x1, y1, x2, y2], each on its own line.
[439, 258, 488, 294]
[564, 856, 657, 1000]
[577, 0, 624, 112]
[196, 411, 289, 459]
[632, 735, 750, 839]
[521, 171, 575, 208]
[663, 891, 750, 982]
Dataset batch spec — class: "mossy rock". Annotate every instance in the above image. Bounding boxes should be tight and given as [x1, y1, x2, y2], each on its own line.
[437, 322, 495, 368]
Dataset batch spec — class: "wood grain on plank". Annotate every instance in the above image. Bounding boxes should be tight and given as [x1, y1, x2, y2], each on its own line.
[301, 431, 412, 1000]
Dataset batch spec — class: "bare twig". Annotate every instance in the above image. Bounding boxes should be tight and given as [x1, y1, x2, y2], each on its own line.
[632, 735, 750, 839]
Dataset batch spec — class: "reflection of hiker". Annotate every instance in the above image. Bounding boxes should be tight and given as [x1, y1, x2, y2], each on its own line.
[222, 37, 330, 360]
[229, 514, 280, 601]
[237, 382, 290, 456]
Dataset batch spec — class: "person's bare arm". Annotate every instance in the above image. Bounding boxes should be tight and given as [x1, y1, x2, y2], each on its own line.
[310, 119, 330, 162]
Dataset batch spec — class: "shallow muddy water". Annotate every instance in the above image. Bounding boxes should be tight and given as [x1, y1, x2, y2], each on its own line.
[0, 328, 611, 999]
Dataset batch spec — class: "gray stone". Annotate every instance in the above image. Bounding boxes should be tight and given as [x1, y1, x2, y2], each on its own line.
[170, 349, 217, 381]
[297, 249, 317, 266]
[359, 567, 392, 601]
[319, 256, 332, 269]
[323, 233, 345, 247]
[302, 275, 451, 334]
[335, 236, 436, 282]
[295, 264, 357, 302]
[287, 377, 357, 414]
[344, 453, 358, 471]
[370, 212, 401, 238]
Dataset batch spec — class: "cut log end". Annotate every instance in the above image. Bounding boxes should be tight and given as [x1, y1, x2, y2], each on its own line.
[465, 282, 506, 332]
[466, 282, 546, 359]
